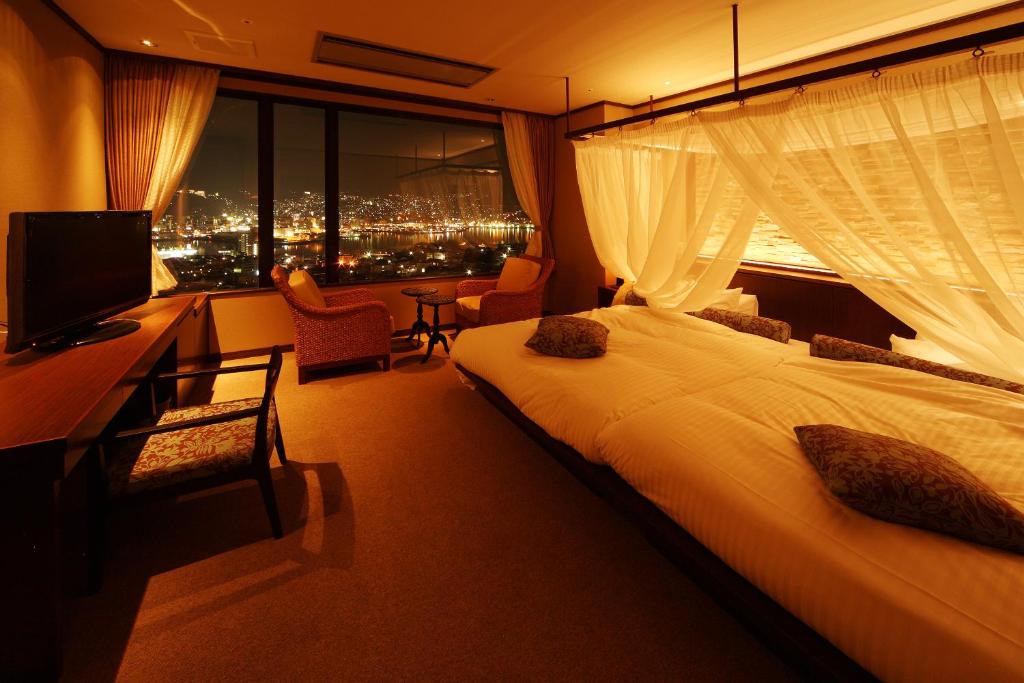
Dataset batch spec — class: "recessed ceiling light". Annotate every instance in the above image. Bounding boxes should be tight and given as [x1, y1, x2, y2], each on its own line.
[241, 18, 253, 24]
[140, 39, 157, 47]
[664, 80, 671, 86]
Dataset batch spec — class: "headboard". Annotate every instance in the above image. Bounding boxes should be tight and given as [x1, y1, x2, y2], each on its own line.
[729, 266, 914, 348]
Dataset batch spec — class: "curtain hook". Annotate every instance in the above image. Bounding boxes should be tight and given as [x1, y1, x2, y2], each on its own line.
[795, 85, 806, 95]
[689, 109, 698, 117]
[972, 46, 986, 58]
[871, 68, 882, 79]
[738, 99, 746, 107]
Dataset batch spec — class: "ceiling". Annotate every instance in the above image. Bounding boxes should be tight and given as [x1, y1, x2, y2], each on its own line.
[58, 0, 1013, 114]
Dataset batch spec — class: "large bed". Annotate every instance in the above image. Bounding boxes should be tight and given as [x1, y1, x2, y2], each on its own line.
[450, 306, 1024, 683]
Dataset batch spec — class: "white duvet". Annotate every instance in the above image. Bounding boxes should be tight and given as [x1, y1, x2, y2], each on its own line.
[451, 306, 1024, 683]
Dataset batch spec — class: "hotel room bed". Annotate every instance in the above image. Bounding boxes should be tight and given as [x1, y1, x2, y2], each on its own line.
[450, 306, 1024, 683]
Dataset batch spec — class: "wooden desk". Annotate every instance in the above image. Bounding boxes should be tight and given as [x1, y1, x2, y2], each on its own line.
[0, 296, 195, 679]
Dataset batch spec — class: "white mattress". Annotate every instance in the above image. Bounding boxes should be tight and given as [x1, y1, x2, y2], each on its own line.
[451, 307, 1024, 682]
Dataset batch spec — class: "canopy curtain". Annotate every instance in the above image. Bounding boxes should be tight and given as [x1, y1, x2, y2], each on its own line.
[397, 166, 503, 227]
[701, 53, 1024, 381]
[105, 55, 219, 294]
[574, 117, 760, 310]
[501, 111, 554, 258]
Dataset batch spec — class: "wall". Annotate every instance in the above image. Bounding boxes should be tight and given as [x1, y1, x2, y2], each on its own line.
[207, 275, 464, 355]
[547, 103, 624, 314]
[0, 0, 106, 317]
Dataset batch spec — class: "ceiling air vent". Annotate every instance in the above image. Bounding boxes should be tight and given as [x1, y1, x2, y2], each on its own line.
[314, 34, 494, 88]
[185, 31, 257, 58]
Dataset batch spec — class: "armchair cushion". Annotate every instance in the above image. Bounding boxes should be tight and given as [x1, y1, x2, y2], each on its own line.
[455, 295, 482, 323]
[288, 270, 326, 309]
[497, 257, 541, 292]
[106, 398, 277, 497]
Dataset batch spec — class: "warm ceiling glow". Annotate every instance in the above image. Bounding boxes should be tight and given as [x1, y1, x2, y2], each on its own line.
[139, 38, 157, 47]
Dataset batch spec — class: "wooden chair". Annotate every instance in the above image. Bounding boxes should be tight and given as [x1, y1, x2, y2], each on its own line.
[95, 347, 289, 571]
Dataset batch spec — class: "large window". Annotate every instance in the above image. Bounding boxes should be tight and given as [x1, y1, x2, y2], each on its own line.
[743, 214, 829, 272]
[157, 97, 259, 292]
[274, 103, 327, 282]
[337, 111, 532, 282]
[157, 93, 532, 292]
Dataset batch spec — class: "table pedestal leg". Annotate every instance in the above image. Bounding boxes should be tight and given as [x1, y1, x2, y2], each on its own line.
[422, 305, 448, 363]
[406, 302, 431, 347]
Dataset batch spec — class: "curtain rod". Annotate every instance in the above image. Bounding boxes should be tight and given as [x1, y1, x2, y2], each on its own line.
[565, 21, 1024, 139]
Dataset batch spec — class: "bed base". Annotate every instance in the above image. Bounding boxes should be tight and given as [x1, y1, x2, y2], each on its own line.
[456, 364, 875, 683]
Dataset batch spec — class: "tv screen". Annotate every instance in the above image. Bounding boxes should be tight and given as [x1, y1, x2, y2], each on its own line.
[6, 211, 152, 352]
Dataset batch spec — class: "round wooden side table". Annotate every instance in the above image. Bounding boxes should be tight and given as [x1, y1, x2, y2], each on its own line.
[415, 293, 456, 363]
[400, 286, 438, 347]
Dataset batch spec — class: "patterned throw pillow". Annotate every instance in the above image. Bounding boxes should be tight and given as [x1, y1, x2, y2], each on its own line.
[525, 316, 609, 359]
[689, 307, 792, 343]
[810, 334, 1024, 395]
[623, 289, 647, 306]
[794, 424, 1024, 554]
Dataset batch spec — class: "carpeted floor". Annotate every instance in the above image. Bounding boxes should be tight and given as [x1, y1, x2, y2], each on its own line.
[64, 341, 797, 682]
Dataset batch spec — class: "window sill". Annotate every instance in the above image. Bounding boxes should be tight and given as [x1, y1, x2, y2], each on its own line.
[156, 271, 490, 301]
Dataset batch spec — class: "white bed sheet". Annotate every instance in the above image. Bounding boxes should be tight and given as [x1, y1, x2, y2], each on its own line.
[451, 307, 1024, 682]
[451, 305, 805, 462]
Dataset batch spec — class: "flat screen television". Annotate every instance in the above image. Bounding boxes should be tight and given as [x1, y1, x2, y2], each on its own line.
[6, 211, 153, 353]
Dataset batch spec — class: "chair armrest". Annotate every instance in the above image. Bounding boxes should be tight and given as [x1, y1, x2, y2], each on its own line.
[156, 363, 270, 382]
[478, 288, 544, 326]
[109, 407, 260, 440]
[457, 278, 499, 298]
[324, 288, 377, 307]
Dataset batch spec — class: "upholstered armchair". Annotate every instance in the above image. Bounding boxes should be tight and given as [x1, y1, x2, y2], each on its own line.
[455, 256, 554, 330]
[272, 266, 392, 383]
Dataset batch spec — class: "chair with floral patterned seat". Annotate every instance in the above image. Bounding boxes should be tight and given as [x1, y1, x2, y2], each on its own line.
[97, 346, 288, 548]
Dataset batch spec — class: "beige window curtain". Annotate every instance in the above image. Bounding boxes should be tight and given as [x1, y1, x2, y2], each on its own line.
[105, 55, 219, 294]
[701, 53, 1024, 381]
[573, 117, 759, 310]
[501, 111, 554, 258]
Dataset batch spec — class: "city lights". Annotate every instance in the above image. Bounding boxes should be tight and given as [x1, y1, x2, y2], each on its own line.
[155, 188, 534, 292]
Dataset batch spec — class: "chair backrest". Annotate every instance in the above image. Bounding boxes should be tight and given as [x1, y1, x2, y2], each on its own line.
[271, 265, 304, 311]
[254, 346, 284, 460]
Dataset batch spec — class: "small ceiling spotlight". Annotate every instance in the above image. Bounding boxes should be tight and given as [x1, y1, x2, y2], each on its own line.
[241, 18, 253, 24]
[140, 38, 157, 47]
[664, 80, 671, 86]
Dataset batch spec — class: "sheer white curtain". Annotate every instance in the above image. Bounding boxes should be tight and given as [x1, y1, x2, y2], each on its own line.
[702, 54, 1024, 380]
[574, 117, 759, 310]
[398, 167, 503, 225]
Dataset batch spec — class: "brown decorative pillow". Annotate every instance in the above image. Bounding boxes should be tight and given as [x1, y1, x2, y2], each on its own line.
[525, 316, 609, 359]
[810, 335, 1024, 395]
[623, 290, 647, 306]
[689, 307, 791, 344]
[794, 424, 1024, 554]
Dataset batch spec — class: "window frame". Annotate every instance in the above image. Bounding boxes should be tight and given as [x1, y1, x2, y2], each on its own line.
[177, 88, 511, 292]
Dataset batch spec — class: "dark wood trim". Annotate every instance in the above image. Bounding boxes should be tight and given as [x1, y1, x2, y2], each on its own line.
[217, 87, 504, 130]
[257, 97, 274, 288]
[215, 345, 295, 362]
[456, 364, 875, 683]
[569, 18, 1024, 137]
[42, 1, 103, 52]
